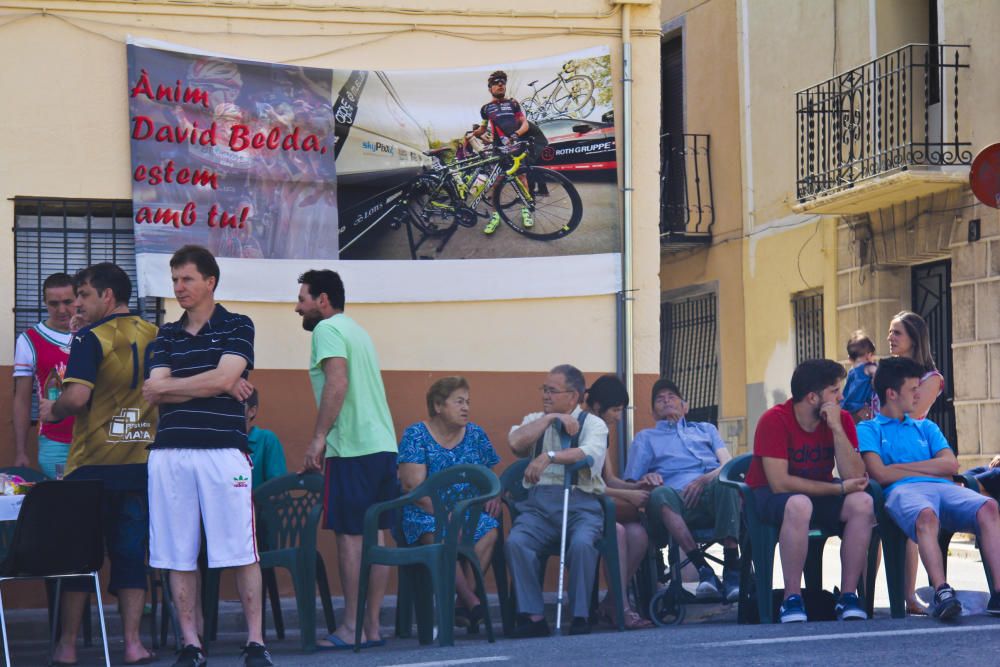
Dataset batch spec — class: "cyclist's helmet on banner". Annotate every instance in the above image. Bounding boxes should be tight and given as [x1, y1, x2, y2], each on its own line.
[487, 70, 508, 88]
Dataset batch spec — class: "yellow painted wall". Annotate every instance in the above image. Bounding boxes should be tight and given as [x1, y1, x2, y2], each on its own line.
[875, 0, 929, 56]
[659, 0, 747, 419]
[0, 1, 663, 375]
[737, 2, 860, 415]
[741, 218, 838, 401]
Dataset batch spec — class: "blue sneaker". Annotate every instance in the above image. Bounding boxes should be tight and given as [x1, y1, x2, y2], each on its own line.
[779, 594, 808, 623]
[835, 592, 867, 620]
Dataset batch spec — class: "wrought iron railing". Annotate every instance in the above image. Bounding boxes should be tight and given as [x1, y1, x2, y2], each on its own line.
[660, 133, 715, 242]
[796, 44, 971, 202]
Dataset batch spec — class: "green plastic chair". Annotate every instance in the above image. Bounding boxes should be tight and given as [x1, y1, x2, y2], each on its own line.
[499, 453, 625, 632]
[874, 472, 992, 618]
[394, 491, 512, 639]
[202, 472, 335, 652]
[718, 454, 880, 623]
[355, 464, 500, 650]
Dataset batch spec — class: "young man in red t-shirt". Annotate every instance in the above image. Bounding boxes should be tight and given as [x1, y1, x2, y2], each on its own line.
[746, 358, 874, 622]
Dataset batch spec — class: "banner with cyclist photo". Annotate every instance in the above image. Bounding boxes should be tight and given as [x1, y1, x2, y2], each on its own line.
[338, 45, 620, 268]
[128, 41, 620, 302]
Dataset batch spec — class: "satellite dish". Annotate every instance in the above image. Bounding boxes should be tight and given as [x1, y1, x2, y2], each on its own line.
[970, 143, 1000, 209]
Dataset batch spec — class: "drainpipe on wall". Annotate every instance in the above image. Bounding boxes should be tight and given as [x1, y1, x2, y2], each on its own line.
[612, 0, 648, 465]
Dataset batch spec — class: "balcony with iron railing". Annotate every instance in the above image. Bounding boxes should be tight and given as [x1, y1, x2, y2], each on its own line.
[660, 133, 715, 251]
[795, 44, 971, 214]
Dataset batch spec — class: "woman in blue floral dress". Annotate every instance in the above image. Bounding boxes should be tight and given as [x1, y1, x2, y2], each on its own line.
[398, 376, 501, 630]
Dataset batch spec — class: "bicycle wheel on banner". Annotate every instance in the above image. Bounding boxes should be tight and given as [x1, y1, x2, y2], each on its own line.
[521, 97, 543, 122]
[407, 176, 457, 234]
[492, 166, 582, 240]
[552, 75, 595, 117]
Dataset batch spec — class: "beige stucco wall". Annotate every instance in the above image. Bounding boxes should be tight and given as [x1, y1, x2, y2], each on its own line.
[946, 0, 1000, 151]
[0, 0, 663, 376]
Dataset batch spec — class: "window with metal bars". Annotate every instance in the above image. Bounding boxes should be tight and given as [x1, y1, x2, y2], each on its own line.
[13, 198, 164, 417]
[660, 292, 719, 425]
[792, 291, 824, 365]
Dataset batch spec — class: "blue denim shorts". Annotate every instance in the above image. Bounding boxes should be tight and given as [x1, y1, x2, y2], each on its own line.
[63, 490, 149, 595]
[886, 481, 989, 542]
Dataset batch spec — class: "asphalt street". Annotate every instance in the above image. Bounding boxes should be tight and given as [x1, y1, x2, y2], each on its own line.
[28, 614, 1000, 667]
[10, 537, 998, 666]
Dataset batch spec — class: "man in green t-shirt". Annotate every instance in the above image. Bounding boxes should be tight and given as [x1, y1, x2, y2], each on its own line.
[296, 269, 397, 649]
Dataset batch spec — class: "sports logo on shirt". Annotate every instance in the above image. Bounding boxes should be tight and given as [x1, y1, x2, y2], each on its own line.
[233, 475, 249, 488]
[108, 408, 153, 442]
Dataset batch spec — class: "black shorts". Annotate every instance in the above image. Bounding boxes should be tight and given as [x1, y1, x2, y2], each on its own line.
[323, 452, 399, 535]
[753, 486, 846, 534]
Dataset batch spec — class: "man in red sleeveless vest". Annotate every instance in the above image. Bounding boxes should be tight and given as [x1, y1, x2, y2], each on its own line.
[12, 272, 76, 478]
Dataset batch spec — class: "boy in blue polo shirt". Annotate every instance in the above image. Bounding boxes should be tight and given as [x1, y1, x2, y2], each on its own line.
[859, 356, 1000, 619]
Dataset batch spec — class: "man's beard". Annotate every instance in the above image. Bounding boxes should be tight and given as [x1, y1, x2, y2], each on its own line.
[301, 313, 322, 331]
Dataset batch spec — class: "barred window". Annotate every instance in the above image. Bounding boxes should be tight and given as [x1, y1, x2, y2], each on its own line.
[792, 290, 824, 364]
[14, 198, 163, 334]
[14, 198, 163, 417]
[660, 291, 719, 425]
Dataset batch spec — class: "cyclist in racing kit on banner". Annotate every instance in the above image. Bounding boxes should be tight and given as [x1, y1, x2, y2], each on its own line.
[473, 70, 547, 235]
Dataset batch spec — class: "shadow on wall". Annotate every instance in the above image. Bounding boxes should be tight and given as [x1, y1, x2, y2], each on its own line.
[745, 382, 789, 447]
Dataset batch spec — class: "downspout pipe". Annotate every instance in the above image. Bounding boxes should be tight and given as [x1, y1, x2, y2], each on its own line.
[618, 3, 635, 468]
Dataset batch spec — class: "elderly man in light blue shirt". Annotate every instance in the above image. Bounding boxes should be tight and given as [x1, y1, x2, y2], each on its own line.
[625, 379, 741, 601]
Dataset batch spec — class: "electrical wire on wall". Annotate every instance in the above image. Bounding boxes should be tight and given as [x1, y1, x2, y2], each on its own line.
[0, 4, 661, 64]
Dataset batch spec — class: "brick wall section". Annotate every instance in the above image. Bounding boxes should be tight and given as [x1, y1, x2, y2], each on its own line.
[951, 201, 1000, 462]
[835, 188, 1000, 465]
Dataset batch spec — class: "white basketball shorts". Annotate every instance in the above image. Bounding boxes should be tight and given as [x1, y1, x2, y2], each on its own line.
[148, 448, 259, 570]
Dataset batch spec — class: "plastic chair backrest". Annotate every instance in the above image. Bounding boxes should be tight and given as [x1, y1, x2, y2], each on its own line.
[0, 467, 48, 483]
[0, 479, 104, 577]
[499, 459, 530, 522]
[253, 473, 324, 553]
[719, 453, 751, 486]
[410, 465, 500, 548]
[719, 453, 763, 522]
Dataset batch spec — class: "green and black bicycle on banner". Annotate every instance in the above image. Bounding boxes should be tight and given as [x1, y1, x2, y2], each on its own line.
[405, 139, 583, 241]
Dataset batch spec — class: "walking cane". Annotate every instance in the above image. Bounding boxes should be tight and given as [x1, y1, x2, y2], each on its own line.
[553, 420, 594, 635]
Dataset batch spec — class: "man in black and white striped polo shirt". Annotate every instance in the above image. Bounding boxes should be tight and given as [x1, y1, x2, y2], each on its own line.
[142, 245, 273, 667]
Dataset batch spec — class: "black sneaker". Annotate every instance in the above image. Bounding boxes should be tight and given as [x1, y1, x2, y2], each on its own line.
[931, 583, 962, 620]
[569, 616, 591, 635]
[172, 644, 207, 667]
[987, 592, 1000, 616]
[511, 615, 550, 639]
[241, 642, 273, 667]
